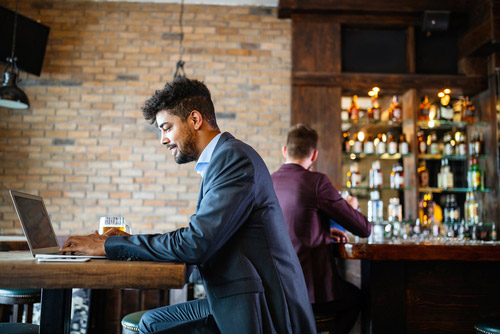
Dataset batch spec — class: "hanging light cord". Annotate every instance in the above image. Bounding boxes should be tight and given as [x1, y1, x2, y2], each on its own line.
[174, 0, 186, 78]
[10, 0, 19, 61]
[4, 0, 20, 77]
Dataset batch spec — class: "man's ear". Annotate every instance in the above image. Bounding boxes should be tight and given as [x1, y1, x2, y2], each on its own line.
[311, 149, 318, 163]
[190, 110, 203, 130]
[282, 146, 287, 159]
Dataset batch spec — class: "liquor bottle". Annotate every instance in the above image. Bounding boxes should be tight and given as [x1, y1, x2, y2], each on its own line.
[437, 158, 453, 189]
[390, 163, 404, 189]
[462, 96, 476, 123]
[418, 95, 431, 121]
[369, 160, 383, 188]
[469, 132, 483, 156]
[417, 130, 427, 154]
[346, 163, 362, 188]
[449, 194, 460, 223]
[467, 156, 483, 190]
[389, 95, 402, 123]
[367, 190, 384, 223]
[352, 132, 363, 154]
[464, 191, 479, 224]
[348, 95, 360, 122]
[443, 131, 454, 156]
[419, 193, 435, 234]
[417, 160, 429, 187]
[439, 90, 453, 121]
[375, 133, 386, 155]
[443, 195, 452, 224]
[455, 131, 467, 156]
[368, 94, 382, 121]
[387, 132, 398, 155]
[364, 134, 375, 155]
[398, 134, 409, 155]
[342, 132, 351, 153]
[427, 132, 439, 155]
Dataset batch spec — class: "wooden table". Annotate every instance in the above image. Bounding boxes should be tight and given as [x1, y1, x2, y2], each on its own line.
[0, 235, 29, 251]
[332, 241, 500, 334]
[0, 251, 186, 334]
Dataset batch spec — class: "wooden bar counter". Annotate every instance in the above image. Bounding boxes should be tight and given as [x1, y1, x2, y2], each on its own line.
[332, 240, 500, 334]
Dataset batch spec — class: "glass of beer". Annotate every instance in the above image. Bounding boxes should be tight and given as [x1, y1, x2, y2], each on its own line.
[99, 217, 130, 234]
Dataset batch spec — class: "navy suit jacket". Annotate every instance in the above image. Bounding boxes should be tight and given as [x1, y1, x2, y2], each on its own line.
[271, 163, 371, 304]
[105, 132, 316, 334]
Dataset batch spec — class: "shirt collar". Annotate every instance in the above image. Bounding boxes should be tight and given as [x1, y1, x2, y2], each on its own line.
[195, 133, 222, 177]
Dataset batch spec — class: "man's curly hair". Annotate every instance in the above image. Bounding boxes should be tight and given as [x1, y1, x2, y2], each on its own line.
[142, 77, 219, 129]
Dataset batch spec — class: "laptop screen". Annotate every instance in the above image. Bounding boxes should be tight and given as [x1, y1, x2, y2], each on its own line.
[10, 191, 59, 250]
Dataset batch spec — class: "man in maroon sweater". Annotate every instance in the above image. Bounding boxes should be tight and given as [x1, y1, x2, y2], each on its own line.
[271, 124, 371, 334]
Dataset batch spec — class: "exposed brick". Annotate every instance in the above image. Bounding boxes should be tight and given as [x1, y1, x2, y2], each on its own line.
[0, 0, 291, 235]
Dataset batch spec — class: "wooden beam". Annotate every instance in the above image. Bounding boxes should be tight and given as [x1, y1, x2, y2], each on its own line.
[291, 12, 421, 26]
[292, 72, 487, 96]
[279, 0, 467, 18]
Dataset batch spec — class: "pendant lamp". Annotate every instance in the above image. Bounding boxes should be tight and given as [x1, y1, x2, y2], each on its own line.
[0, 0, 30, 109]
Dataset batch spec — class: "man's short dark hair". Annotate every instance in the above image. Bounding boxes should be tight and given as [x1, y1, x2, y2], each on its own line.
[142, 77, 219, 129]
[286, 124, 318, 159]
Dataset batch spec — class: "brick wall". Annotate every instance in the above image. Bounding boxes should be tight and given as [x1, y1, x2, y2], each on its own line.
[0, 0, 291, 235]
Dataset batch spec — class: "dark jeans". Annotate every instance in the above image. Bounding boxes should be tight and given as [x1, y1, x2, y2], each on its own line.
[139, 299, 220, 334]
[312, 280, 362, 334]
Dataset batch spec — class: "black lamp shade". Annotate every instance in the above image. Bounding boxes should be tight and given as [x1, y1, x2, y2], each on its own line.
[0, 71, 30, 109]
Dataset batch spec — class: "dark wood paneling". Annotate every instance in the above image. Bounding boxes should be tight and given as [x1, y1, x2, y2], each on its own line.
[354, 257, 500, 334]
[88, 289, 171, 334]
[293, 72, 487, 96]
[292, 19, 340, 73]
[405, 261, 500, 333]
[291, 85, 342, 187]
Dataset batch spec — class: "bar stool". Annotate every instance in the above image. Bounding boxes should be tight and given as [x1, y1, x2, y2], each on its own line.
[121, 310, 148, 334]
[0, 323, 39, 333]
[474, 317, 500, 334]
[314, 312, 336, 334]
[0, 289, 41, 323]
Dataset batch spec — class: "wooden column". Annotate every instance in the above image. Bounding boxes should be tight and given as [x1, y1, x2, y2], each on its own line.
[291, 15, 342, 186]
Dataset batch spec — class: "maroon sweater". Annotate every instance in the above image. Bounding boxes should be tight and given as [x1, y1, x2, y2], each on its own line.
[271, 163, 371, 303]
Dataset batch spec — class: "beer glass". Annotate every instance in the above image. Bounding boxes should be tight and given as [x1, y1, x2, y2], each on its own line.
[99, 217, 130, 234]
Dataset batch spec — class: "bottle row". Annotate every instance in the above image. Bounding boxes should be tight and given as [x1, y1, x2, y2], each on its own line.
[346, 90, 403, 123]
[417, 158, 485, 190]
[347, 160, 405, 189]
[418, 90, 476, 123]
[343, 88, 478, 124]
[343, 131, 409, 156]
[417, 130, 483, 157]
[369, 219, 496, 243]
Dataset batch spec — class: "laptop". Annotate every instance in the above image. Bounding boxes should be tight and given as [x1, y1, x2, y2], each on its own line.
[9, 190, 106, 261]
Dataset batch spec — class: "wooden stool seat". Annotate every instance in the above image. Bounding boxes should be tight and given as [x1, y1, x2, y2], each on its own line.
[475, 317, 500, 334]
[121, 310, 148, 334]
[0, 289, 41, 323]
[0, 322, 39, 333]
[314, 312, 336, 333]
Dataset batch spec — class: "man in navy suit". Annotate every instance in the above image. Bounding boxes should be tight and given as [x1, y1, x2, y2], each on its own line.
[271, 124, 371, 334]
[62, 78, 316, 334]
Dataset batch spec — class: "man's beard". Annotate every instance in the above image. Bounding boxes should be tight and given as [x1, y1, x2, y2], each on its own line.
[174, 129, 198, 164]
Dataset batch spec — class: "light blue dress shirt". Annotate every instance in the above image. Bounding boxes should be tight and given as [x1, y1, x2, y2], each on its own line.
[194, 133, 222, 178]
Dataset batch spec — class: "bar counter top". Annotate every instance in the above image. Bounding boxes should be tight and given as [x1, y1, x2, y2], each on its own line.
[332, 240, 500, 261]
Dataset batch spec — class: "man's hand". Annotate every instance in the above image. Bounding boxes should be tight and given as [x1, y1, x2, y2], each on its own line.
[330, 228, 349, 243]
[61, 232, 108, 256]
